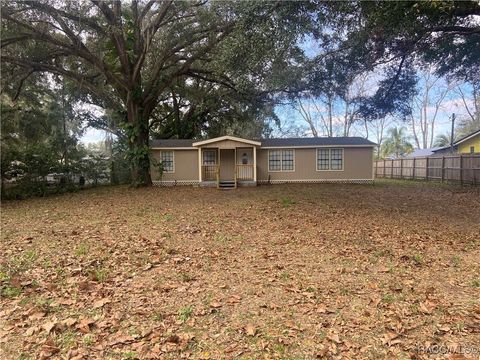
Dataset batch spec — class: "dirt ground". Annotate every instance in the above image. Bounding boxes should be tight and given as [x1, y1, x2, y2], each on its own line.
[1, 180, 479, 360]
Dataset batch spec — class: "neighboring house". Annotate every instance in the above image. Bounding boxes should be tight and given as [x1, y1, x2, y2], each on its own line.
[406, 147, 444, 158]
[150, 135, 376, 188]
[432, 145, 458, 155]
[454, 129, 480, 154]
[432, 129, 480, 155]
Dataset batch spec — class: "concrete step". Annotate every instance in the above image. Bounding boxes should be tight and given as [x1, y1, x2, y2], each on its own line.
[219, 181, 236, 189]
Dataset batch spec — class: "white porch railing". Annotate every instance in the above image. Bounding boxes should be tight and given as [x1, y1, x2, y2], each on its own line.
[236, 164, 254, 180]
[202, 165, 219, 181]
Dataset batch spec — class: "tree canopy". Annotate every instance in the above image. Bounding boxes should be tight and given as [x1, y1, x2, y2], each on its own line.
[2, 0, 479, 187]
[1, 0, 313, 185]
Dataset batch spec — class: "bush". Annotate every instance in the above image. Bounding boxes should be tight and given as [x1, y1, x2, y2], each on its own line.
[1, 178, 79, 200]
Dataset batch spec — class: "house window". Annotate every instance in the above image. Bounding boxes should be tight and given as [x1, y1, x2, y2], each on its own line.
[316, 148, 344, 171]
[317, 149, 330, 170]
[160, 151, 174, 173]
[203, 150, 216, 165]
[282, 150, 294, 170]
[268, 150, 294, 171]
[330, 149, 343, 170]
[471, 146, 475, 154]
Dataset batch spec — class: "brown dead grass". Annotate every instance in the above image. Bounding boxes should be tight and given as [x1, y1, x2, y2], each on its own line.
[1, 180, 479, 359]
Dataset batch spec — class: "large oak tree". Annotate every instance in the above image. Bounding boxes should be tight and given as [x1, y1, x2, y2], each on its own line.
[1, 0, 311, 186]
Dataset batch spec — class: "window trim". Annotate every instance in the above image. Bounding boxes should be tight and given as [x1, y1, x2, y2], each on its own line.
[160, 150, 175, 173]
[268, 149, 295, 172]
[316, 148, 330, 171]
[316, 148, 344, 172]
[236, 147, 253, 165]
[202, 149, 217, 165]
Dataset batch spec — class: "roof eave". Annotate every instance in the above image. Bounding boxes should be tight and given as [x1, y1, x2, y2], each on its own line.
[453, 130, 480, 146]
[192, 135, 261, 147]
[150, 147, 195, 150]
[260, 144, 377, 149]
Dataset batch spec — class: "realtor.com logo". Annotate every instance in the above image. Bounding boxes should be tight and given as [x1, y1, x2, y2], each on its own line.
[416, 344, 479, 356]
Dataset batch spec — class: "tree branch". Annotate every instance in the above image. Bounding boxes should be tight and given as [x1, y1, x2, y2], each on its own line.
[1, 12, 127, 93]
[24, 2, 106, 35]
[428, 25, 480, 35]
[382, 55, 406, 100]
[91, 0, 132, 79]
[12, 69, 35, 102]
[1, 55, 121, 109]
[132, 0, 173, 83]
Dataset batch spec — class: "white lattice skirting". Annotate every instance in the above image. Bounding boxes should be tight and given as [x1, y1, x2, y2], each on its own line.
[153, 179, 374, 186]
[152, 180, 199, 186]
[257, 179, 374, 184]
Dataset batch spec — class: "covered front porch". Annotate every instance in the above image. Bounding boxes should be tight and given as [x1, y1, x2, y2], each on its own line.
[193, 136, 259, 188]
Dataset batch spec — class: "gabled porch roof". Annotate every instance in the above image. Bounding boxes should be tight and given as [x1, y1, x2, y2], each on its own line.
[192, 135, 261, 147]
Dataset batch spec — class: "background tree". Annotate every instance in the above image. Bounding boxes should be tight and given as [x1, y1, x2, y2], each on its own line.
[307, 0, 480, 135]
[292, 71, 372, 137]
[408, 68, 455, 149]
[148, 79, 279, 140]
[366, 116, 397, 159]
[433, 133, 455, 147]
[453, 77, 480, 137]
[322, 1, 480, 82]
[0, 73, 92, 197]
[380, 127, 414, 158]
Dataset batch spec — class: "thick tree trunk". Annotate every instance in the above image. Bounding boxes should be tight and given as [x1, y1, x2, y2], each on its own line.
[127, 99, 152, 187]
[130, 122, 152, 187]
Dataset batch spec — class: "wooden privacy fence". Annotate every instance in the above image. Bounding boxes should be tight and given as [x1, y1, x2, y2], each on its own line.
[375, 154, 480, 185]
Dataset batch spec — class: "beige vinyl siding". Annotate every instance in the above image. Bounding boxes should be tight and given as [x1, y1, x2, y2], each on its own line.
[200, 139, 252, 149]
[257, 147, 373, 181]
[150, 149, 199, 181]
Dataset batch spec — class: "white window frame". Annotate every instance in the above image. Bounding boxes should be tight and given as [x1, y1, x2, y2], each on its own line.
[160, 150, 175, 173]
[316, 148, 344, 172]
[268, 149, 295, 172]
[330, 148, 344, 171]
[316, 149, 330, 171]
[202, 149, 217, 165]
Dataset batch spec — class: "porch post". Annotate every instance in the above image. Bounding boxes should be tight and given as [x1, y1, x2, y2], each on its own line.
[253, 146, 257, 182]
[198, 148, 202, 182]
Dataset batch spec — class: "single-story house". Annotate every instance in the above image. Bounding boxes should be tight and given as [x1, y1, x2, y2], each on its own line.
[432, 129, 480, 155]
[150, 135, 376, 188]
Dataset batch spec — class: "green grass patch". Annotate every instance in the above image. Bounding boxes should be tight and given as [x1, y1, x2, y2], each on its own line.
[75, 243, 89, 257]
[2, 285, 22, 298]
[280, 197, 295, 208]
[178, 305, 193, 323]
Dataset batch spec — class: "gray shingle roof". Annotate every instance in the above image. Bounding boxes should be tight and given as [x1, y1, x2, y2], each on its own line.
[258, 137, 376, 147]
[406, 147, 443, 158]
[150, 137, 376, 148]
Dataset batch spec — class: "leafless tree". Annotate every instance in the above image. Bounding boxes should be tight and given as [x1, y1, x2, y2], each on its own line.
[409, 69, 455, 149]
[454, 81, 479, 123]
[366, 116, 396, 158]
[292, 73, 371, 137]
